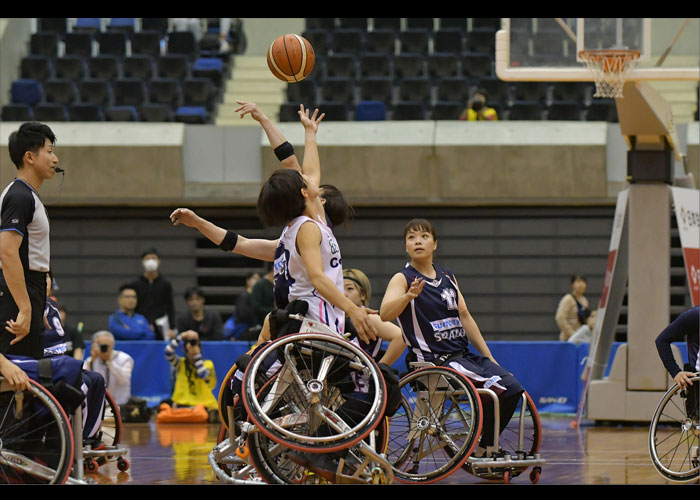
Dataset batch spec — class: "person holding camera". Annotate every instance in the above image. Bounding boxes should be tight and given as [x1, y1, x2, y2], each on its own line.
[83, 330, 135, 406]
[162, 330, 217, 420]
[555, 275, 598, 344]
[459, 88, 499, 121]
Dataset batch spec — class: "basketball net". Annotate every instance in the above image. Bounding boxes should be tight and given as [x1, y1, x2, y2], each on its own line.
[579, 49, 641, 98]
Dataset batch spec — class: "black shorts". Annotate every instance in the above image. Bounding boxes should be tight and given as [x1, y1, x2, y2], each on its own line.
[0, 271, 47, 359]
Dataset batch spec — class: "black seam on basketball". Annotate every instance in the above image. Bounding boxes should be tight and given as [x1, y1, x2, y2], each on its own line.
[281, 35, 298, 82]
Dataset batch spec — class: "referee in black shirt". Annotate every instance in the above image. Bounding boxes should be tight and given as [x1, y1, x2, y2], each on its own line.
[0, 122, 60, 389]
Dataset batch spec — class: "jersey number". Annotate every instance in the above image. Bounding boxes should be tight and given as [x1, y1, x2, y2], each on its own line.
[441, 288, 458, 310]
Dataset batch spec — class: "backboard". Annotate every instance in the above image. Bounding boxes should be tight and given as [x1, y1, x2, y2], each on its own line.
[496, 18, 699, 82]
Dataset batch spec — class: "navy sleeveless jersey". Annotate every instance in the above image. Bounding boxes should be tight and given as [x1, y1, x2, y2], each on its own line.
[397, 263, 468, 362]
[42, 297, 67, 357]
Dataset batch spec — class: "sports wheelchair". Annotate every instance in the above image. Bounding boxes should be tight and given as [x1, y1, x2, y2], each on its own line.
[0, 366, 128, 484]
[385, 359, 545, 484]
[649, 372, 699, 483]
[209, 307, 395, 485]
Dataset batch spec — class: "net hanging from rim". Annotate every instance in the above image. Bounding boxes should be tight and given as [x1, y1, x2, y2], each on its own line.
[579, 49, 641, 98]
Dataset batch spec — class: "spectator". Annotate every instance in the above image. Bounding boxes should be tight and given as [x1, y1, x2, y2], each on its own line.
[176, 286, 224, 341]
[84, 330, 134, 406]
[459, 88, 498, 121]
[109, 284, 156, 341]
[172, 18, 232, 51]
[163, 330, 218, 420]
[555, 275, 598, 344]
[131, 248, 176, 340]
[250, 262, 274, 327]
[56, 302, 85, 360]
[223, 271, 260, 340]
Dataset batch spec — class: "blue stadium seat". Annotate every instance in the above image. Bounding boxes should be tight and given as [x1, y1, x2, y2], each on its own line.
[157, 54, 189, 79]
[122, 55, 154, 79]
[359, 77, 394, 108]
[113, 78, 146, 106]
[359, 54, 392, 78]
[372, 18, 401, 32]
[364, 30, 396, 54]
[64, 33, 94, 57]
[53, 55, 87, 81]
[131, 31, 162, 57]
[11, 79, 43, 106]
[331, 29, 364, 54]
[287, 79, 317, 106]
[182, 78, 215, 110]
[30, 32, 60, 57]
[192, 57, 224, 88]
[105, 105, 138, 121]
[324, 53, 357, 79]
[433, 28, 464, 54]
[431, 101, 464, 120]
[436, 76, 471, 102]
[460, 53, 493, 78]
[87, 55, 120, 80]
[43, 79, 77, 105]
[140, 104, 172, 122]
[398, 29, 429, 54]
[392, 101, 427, 120]
[34, 103, 68, 121]
[427, 53, 459, 81]
[398, 77, 432, 103]
[78, 79, 112, 106]
[97, 32, 127, 57]
[316, 101, 349, 121]
[175, 106, 207, 124]
[393, 53, 426, 81]
[148, 78, 182, 107]
[74, 18, 102, 33]
[20, 56, 52, 81]
[321, 77, 356, 103]
[69, 103, 105, 121]
[354, 100, 387, 121]
[1, 104, 34, 121]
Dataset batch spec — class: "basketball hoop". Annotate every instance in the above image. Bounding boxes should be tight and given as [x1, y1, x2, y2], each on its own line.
[579, 49, 641, 98]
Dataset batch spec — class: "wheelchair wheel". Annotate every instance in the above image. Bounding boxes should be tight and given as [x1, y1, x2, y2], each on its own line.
[241, 332, 387, 454]
[386, 366, 482, 484]
[649, 375, 700, 483]
[497, 391, 541, 467]
[0, 379, 75, 484]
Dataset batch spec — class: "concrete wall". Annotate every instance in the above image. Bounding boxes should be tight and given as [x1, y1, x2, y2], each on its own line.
[0, 18, 32, 108]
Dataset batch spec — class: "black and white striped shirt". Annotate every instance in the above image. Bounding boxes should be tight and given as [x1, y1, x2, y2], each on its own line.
[0, 179, 50, 272]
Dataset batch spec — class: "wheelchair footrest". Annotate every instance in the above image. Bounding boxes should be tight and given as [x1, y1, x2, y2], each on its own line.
[466, 453, 546, 470]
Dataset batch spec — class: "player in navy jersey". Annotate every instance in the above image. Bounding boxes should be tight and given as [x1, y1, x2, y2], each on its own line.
[380, 218, 524, 455]
[655, 306, 699, 389]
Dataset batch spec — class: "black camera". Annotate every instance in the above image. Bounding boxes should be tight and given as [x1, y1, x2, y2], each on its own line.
[185, 339, 199, 347]
[99, 344, 110, 353]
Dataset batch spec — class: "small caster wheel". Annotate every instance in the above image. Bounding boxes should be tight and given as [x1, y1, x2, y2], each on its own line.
[502, 469, 511, 484]
[529, 466, 541, 484]
[235, 445, 249, 459]
[117, 458, 130, 472]
[85, 459, 99, 473]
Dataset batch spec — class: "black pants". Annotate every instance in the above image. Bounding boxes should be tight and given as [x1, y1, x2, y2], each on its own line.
[0, 271, 47, 359]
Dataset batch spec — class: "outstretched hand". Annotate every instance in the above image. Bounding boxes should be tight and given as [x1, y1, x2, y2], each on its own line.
[235, 101, 267, 122]
[407, 278, 426, 300]
[298, 104, 325, 133]
[169, 208, 199, 228]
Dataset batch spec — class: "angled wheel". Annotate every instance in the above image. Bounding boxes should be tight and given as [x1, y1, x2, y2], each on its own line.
[241, 333, 387, 454]
[649, 375, 700, 483]
[0, 378, 75, 484]
[386, 367, 482, 484]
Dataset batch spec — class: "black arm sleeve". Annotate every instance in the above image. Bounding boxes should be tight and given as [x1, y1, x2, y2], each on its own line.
[0, 186, 33, 236]
[655, 307, 699, 378]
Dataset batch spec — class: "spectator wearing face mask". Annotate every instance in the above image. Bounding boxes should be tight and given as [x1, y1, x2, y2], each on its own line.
[459, 88, 498, 121]
[130, 248, 176, 340]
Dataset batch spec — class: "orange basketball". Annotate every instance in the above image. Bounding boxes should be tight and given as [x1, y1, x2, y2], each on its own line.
[267, 34, 315, 83]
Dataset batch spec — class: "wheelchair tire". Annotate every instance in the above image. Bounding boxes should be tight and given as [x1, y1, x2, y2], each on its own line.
[241, 332, 387, 454]
[649, 375, 700, 483]
[0, 378, 75, 484]
[386, 366, 482, 484]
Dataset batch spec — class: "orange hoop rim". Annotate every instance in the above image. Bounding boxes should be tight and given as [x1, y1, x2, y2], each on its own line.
[578, 49, 641, 63]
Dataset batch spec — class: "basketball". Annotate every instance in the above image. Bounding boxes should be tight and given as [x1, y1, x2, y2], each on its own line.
[267, 34, 315, 83]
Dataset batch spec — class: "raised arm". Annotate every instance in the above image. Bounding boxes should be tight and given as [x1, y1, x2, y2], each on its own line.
[379, 273, 425, 322]
[170, 208, 278, 262]
[297, 105, 325, 188]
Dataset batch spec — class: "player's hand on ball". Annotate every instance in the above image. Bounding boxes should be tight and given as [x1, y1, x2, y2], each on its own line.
[170, 208, 198, 227]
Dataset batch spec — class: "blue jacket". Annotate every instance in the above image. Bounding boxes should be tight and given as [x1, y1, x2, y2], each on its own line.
[109, 310, 155, 340]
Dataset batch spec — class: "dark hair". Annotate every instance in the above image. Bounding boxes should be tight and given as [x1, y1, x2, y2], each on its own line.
[257, 169, 307, 227]
[184, 286, 205, 301]
[320, 184, 354, 227]
[403, 218, 437, 240]
[571, 275, 587, 284]
[141, 247, 159, 259]
[118, 283, 137, 294]
[473, 88, 488, 100]
[8, 122, 56, 169]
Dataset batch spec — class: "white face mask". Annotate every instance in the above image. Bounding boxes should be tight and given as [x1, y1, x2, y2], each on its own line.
[143, 258, 159, 272]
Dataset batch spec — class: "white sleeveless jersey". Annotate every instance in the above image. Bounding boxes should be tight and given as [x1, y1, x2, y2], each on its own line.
[273, 215, 345, 334]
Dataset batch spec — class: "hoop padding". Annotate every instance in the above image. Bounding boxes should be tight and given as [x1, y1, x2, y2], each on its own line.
[579, 49, 641, 98]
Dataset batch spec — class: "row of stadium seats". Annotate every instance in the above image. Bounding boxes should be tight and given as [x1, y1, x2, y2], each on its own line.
[1, 102, 207, 123]
[304, 18, 502, 32]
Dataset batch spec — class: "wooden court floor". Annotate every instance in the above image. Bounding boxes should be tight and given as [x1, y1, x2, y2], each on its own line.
[86, 415, 690, 486]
